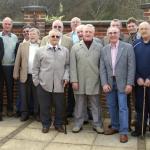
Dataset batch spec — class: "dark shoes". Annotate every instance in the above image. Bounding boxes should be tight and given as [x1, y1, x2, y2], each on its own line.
[120, 135, 128, 143]
[131, 130, 142, 137]
[20, 115, 29, 121]
[0, 113, 3, 121]
[42, 127, 49, 133]
[55, 126, 65, 132]
[7, 111, 14, 117]
[104, 128, 119, 135]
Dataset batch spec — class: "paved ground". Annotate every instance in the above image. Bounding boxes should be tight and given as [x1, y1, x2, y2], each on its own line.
[0, 117, 149, 150]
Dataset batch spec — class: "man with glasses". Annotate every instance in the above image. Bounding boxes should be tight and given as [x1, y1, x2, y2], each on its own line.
[100, 26, 135, 143]
[32, 29, 69, 133]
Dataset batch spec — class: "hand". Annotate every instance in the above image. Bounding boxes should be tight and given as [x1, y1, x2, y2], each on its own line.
[144, 78, 150, 87]
[72, 82, 79, 90]
[137, 78, 144, 86]
[13, 76, 19, 80]
[125, 85, 132, 94]
[63, 80, 68, 88]
[103, 84, 111, 93]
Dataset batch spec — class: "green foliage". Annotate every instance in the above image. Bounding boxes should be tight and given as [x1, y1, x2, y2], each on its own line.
[45, 15, 65, 23]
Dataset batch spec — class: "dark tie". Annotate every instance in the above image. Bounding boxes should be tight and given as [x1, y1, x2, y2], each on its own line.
[53, 46, 56, 51]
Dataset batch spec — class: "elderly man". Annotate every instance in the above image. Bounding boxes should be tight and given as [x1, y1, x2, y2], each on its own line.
[131, 22, 150, 137]
[100, 26, 135, 143]
[32, 29, 69, 133]
[70, 24, 104, 134]
[66, 17, 81, 44]
[13, 28, 40, 121]
[0, 17, 18, 117]
[102, 19, 128, 46]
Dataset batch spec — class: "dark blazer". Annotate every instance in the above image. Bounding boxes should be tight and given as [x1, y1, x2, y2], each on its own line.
[0, 37, 4, 64]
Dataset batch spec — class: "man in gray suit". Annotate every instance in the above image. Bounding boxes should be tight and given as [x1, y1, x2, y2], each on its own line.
[100, 26, 135, 143]
[70, 24, 104, 134]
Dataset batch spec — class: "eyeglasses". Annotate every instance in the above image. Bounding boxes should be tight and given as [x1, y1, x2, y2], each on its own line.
[108, 32, 118, 35]
[53, 26, 62, 29]
[51, 35, 60, 39]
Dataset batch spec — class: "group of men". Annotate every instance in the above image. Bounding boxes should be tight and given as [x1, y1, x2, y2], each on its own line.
[0, 16, 150, 144]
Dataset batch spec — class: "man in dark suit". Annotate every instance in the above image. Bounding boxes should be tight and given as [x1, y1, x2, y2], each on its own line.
[100, 26, 135, 143]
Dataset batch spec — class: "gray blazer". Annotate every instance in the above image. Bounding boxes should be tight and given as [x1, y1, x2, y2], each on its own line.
[100, 41, 135, 92]
[70, 39, 103, 95]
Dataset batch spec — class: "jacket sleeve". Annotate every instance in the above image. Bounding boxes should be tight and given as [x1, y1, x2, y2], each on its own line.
[100, 48, 108, 86]
[13, 43, 22, 79]
[0, 37, 4, 62]
[127, 44, 135, 85]
[63, 48, 69, 81]
[70, 45, 78, 83]
[32, 50, 41, 86]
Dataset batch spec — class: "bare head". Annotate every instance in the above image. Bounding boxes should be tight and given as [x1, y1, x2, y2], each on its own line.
[76, 24, 85, 40]
[126, 17, 138, 34]
[52, 20, 64, 33]
[83, 24, 95, 41]
[71, 17, 81, 31]
[110, 19, 122, 30]
[2, 17, 13, 33]
[29, 28, 40, 43]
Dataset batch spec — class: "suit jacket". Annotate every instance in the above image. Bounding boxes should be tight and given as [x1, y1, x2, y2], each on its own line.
[0, 37, 4, 64]
[40, 34, 73, 51]
[13, 41, 40, 83]
[70, 39, 103, 95]
[100, 41, 135, 92]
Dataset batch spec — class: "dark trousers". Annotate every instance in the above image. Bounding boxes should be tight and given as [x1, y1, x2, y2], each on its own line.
[20, 74, 39, 117]
[37, 85, 64, 128]
[135, 85, 150, 133]
[0, 66, 14, 112]
[67, 83, 75, 116]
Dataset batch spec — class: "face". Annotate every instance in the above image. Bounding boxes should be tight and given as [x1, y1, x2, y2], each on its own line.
[127, 22, 138, 34]
[2, 18, 13, 32]
[107, 27, 120, 44]
[83, 26, 94, 41]
[76, 26, 84, 40]
[23, 28, 30, 40]
[139, 23, 150, 40]
[71, 18, 81, 31]
[110, 21, 121, 29]
[52, 21, 63, 33]
[49, 31, 60, 46]
[29, 30, 39, 43]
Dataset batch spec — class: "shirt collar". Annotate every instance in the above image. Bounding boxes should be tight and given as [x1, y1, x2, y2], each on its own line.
[111, 40, 119, 49]
[47, 44, 61, 51]
[2, 32, 11, 37]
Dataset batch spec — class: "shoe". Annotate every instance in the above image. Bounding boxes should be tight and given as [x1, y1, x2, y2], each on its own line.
[42, 127, 49, 133]
[7, 112, 14, 117]
[120, 135, 128, 143]
[93, 127, 104, 134]
[108, 124, 112, 128]
[72, 126, 83, 133]
[14, 111, 21, 118]
[131, 130, 141, 137]
[34, 115, 40, 122]
[55, 126, 65, 132]
[104, 128, 119, 135]
[0, 113, 3, 121]
[83, 121, 89, 125]
[20, 115, 29, 121]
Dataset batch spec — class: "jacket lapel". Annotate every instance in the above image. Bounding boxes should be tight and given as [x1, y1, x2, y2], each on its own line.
[106, 44, 112, 68]
[115, 41, 124, 65]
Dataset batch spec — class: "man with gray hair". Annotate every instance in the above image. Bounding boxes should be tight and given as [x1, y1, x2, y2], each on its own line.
[0, 17, 18, 117]
[70, 24, 104, 134]
[32, 29, 69, 133]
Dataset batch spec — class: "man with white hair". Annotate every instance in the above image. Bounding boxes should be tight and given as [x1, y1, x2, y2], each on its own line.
[70, 24, 104, 134]
[32, 29, 69, 133]
[131, 21, 150, 137]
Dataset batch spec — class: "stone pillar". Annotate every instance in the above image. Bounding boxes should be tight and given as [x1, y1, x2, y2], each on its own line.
[22, 6, 47, 37]
[141, 3, 150, 21]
